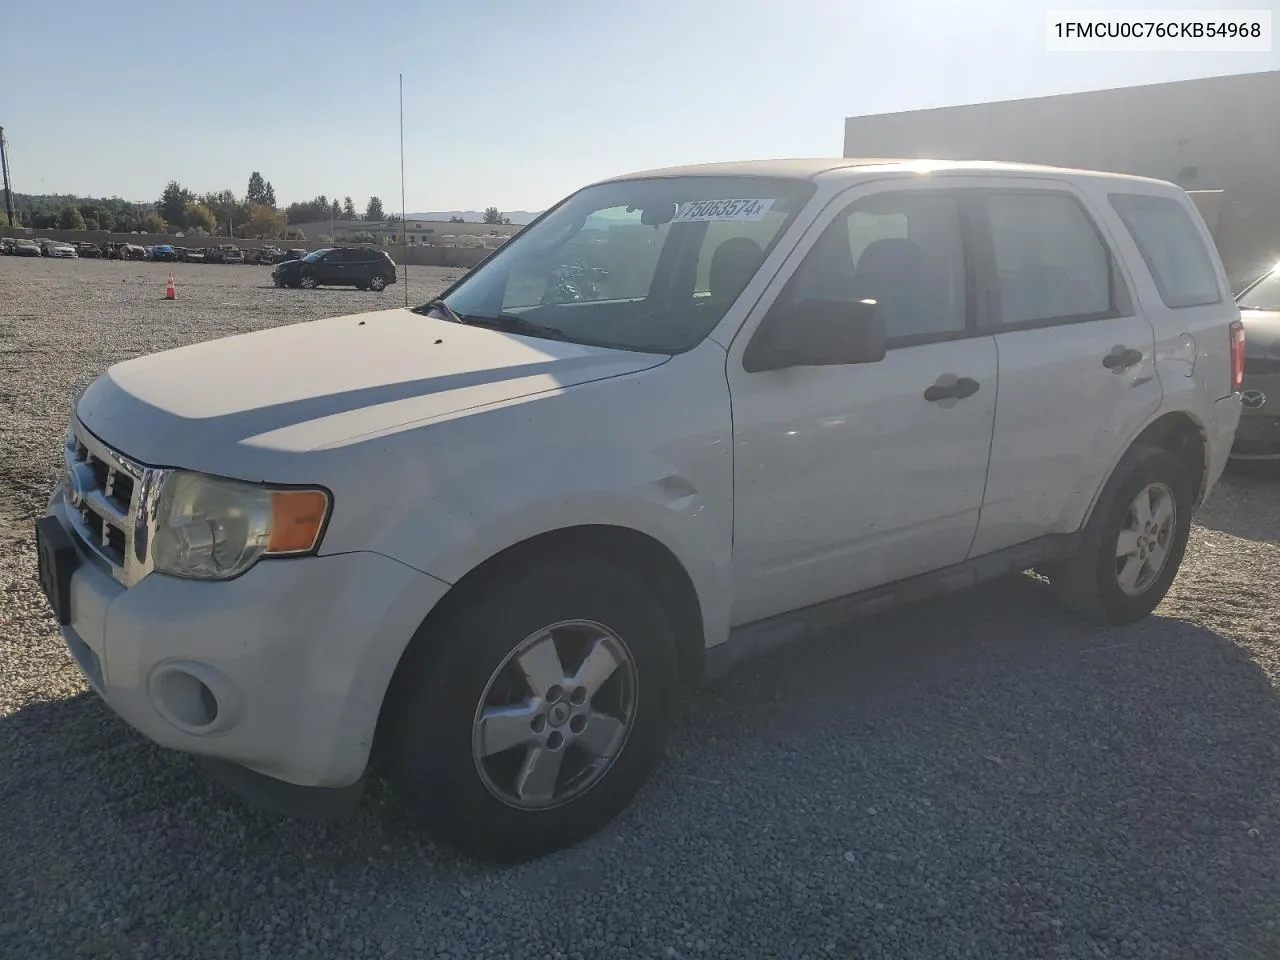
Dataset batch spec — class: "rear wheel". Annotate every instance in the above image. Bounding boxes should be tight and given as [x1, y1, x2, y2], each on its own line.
[384, 557, 678, 862]
[1047, 445, 1193, 624]
[369, 275, 387, 292]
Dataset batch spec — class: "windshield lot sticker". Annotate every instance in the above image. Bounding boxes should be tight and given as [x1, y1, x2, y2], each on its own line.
[671, 199, 775, 223]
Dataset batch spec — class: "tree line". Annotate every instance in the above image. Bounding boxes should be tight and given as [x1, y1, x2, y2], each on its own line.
[2, 171, 516, 238]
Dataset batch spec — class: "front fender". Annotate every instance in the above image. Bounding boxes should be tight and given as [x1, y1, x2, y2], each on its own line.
[318, 345, 736, 651]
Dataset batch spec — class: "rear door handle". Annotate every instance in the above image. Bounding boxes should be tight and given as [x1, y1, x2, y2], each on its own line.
[1103, 345, 1144, 371]
[924, 376, 980, 403]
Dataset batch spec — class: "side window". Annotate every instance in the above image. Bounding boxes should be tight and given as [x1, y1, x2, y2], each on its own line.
[785, 191, 967, 341]
[1110, 193, 1221, 308]
[985, 192, 1114, 325]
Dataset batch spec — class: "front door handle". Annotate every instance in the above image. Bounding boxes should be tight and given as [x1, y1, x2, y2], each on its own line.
[924, 376, 980, 403]
[1103, 345, 1144, 371]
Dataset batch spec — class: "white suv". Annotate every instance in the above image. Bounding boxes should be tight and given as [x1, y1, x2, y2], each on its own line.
[37, 159, 1243, 860]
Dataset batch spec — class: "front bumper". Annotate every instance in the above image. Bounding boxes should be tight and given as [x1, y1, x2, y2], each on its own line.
[44, 491, 450, 806]
[1231, 369, 1280, 460]
[1231, 412, 1280, 460]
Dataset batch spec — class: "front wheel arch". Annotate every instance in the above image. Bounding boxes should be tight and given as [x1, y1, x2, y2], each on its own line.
[375, 525, 706, 754]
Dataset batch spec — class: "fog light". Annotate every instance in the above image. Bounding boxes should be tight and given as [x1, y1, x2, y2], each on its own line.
[148, 662, 243, 735]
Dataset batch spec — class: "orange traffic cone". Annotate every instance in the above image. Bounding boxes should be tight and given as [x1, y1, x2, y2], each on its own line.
[165, 273, 176, 300]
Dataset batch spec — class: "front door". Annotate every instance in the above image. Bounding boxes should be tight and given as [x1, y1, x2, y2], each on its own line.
[320, 249, 347, 284]
[726, 184, 998, 626]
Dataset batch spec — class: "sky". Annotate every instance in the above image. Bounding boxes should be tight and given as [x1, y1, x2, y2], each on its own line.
[3, 0, 1277, 212]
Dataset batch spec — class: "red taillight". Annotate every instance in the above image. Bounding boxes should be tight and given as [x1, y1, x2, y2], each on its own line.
[1230, 320, 1246, 393]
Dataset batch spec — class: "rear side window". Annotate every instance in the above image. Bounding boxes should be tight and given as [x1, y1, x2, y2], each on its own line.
[984, 192, 1116, 326]
[1110, 193, 1221, 308]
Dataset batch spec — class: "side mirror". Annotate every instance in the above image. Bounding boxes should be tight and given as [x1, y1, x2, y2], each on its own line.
[743, 298, 887, 373]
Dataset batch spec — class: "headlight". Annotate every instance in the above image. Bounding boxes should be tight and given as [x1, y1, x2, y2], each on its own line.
[151, 471, 331, 580]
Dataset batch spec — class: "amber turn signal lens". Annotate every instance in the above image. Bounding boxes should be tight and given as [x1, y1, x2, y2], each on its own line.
[267, 490, 330, 554]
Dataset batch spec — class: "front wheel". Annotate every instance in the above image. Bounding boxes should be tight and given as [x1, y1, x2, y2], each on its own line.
[299, 274, 318, 289]
[1046, 445, 1193, 624]
[383, 557, 678, 862]
[369, 275, 387, 292]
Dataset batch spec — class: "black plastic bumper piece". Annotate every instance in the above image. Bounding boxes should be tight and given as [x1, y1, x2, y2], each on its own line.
[195, 756, 366, 820]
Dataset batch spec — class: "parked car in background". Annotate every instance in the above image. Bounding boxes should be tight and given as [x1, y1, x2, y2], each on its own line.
[42, 240, 78, 258]
[271, 246, 397, 291]
[181, 247, 206, 263]
[77, 242, 103, 259]
[118, 243, 147, 261]
[13, 238, 42, 257]
[249, 245, 285, 265]
[284, 247, 307, 263]
[222, 246, 245, 264]
[150, 244, 177, 263]
[0, 238, 15, 255]
[1232, 261, 1280, 461]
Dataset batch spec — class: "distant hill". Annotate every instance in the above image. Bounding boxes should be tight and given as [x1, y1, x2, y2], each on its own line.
[409, 211, 541, 225]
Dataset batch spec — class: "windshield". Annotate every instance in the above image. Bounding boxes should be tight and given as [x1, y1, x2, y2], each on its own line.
[1238, 266, 1280, 311]
[304, 248, 332, 263]
[435, 176, 815, 353]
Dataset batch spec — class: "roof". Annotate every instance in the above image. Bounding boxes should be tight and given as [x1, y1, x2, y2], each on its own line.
[601, 157, 1174, 187]
[601, 158, 898, 181]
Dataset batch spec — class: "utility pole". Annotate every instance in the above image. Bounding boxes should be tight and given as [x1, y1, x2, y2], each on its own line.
[0, 127, 16, 227]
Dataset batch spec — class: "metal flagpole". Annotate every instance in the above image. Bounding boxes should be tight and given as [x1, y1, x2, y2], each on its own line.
[400, 73, 408, 307]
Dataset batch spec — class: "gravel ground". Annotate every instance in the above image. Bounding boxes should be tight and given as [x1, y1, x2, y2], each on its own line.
[2, 256, 1280, 960]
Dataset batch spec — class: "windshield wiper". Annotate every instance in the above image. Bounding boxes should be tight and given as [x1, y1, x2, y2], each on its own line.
[415, 298, 464, 324]
[459, 312, 570, 342]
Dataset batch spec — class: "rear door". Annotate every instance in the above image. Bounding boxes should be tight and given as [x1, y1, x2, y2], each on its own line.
[322, 249, 348, 283]
[968, 180, 1162, 556]
[362, 250, 385, 284]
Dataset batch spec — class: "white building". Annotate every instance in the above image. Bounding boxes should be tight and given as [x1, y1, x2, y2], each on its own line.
[843, 69, 1280, 287]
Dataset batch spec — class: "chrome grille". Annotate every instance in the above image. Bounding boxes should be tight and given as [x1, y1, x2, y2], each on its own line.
[62, 421, 153, 586]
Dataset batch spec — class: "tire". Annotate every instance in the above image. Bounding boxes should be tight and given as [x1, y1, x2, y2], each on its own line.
[369, 275, 387, 292]
[1047, 445, 1193, 624]
[383, 556, 679, 862]
[300, 274, 318, 289]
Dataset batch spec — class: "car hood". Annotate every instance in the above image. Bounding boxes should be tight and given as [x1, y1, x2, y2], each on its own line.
[76, 308, 668, 477]
[1240, 308, 1280, 357]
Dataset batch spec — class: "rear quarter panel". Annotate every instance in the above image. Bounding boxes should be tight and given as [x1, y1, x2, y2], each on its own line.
[1074, 177, 1240, 504]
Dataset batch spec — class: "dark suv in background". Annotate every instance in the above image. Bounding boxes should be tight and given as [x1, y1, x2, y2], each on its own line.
[272, 246, 398, 291]
[1233, 262, 1280, 462]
